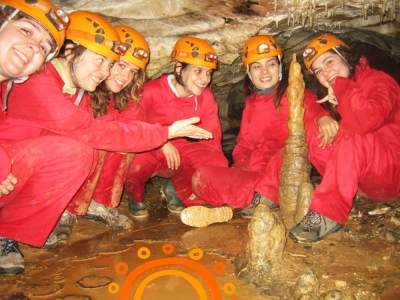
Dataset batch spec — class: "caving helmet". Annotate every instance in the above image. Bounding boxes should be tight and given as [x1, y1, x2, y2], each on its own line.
[170, 36, 218, 69]
[303, 34, 350, 74]
[115, 25, 149, 70]
[0, 0, 69, 60]
[66, 11, 127, 61]
[242, 35, 283, 67]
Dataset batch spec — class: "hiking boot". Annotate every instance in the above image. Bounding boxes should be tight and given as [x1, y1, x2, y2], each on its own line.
[0, 237, 25, 275]
[241, 192, 279, 219]
[161, 179, 185, 214]
[180, 206, 233, 227]
[43, 232, 58, 250]
[85, 200, 133, 229]
[52, 210, 77, 241]
[289, 210, 343, 243]
[128, 200, 149, 219]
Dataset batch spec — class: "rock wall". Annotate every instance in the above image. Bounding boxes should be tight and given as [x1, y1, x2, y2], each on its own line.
[54, 0, 400, 160]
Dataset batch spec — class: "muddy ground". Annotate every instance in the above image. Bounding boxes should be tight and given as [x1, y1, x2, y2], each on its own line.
[0, 177, 399, 300]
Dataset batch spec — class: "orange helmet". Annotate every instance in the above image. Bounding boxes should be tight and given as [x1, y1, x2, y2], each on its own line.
[242, 35, 283, 67]
[1, 0, 69, 59]
[170, 36, 217, 69]
[115, 25, 149, 70]
[303, 34, 349, 74]
[66, 11, 127, 61]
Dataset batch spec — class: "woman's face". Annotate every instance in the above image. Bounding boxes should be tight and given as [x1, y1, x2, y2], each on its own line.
[177, 64, 213, 96]
[248, 57, 280, 89]
[105, 58, 140, 93]
[0, 17, 53, 81]
[73, 50, 114, 92]
[311, 51, 350, 88]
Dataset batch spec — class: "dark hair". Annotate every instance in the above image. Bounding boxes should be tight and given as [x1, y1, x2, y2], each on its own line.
[314, 45, 361, 121]
[174, 61, 190, 87]
[58, 40, 88, 74]
[243, 57, 289, 113]
[88, 68, 147, 118]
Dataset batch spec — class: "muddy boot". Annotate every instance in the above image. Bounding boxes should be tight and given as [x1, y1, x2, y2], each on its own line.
[180, 206, 233, 227]
[241, 192, 279, 219]
[85, 200, 134, 229]
[43, 232, 58, 250]
[161, 179, 185, 214]
[52, 210, 77, 242]
[0, 237, 25, 275]
[289, 210, 343, 243]
[128, 200, 149, 219]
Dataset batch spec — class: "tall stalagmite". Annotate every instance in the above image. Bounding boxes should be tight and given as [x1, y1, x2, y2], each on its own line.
[278, 53, 314, 229]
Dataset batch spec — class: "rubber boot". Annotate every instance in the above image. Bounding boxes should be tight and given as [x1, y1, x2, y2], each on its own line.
[128, 200, 149, 219]
[161, 178, 185, 214]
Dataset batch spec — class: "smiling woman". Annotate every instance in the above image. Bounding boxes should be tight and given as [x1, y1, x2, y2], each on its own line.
[0, 9, 214, 276]
[0, 0, 68, 81]
[125, 36, 229, 219]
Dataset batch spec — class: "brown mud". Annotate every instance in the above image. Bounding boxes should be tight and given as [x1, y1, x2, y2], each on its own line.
[0, 177, 399, 299]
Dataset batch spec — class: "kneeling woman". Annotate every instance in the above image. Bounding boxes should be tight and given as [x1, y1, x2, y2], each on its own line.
[184, 35, 336, 227]
[125, 36, 229, 218]
[289, 34, 400, 243]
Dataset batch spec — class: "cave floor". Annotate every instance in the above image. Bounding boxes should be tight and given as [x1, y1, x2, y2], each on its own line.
[0, 177, 399, 300]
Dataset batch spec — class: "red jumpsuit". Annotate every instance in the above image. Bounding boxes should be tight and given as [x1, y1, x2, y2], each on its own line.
[193, 88, 329, 208]
[68, 98, 144, 214]
[306, 57, 400, 224]
[0, 62, 170, 246]
[125, 75, 228, 206]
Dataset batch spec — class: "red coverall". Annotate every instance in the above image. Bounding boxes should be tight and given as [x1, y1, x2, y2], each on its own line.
[68, 98, 144, 213]
[193, 88, 330, 208]
[0, 62, 170, 246]
[125, 75, 228, 206]
[305, 57, 400, 224]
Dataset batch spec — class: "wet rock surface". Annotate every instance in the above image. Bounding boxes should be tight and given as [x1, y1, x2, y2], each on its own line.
[0, 177, 399, 299]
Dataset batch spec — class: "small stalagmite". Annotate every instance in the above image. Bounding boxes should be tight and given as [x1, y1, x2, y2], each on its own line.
[291, 268, 320, 299]
[238, 204, 286, 287]
[278, 53, 314, 229]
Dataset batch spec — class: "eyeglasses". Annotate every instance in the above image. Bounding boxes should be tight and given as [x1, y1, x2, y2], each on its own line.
[132, 47, 149, 61]
[171, 51, 218, 64]
[46, 7, 69, 31]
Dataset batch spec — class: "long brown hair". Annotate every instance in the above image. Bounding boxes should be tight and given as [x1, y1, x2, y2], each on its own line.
[88, 68, 147, 118]
[314, 46, 361, 121]
[243, 57, 289, 113]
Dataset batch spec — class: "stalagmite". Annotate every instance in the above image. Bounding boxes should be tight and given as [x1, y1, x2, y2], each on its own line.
[238, 204, 286, 287]
[278, 53, 314, 229]
[291, 268, 320, 299]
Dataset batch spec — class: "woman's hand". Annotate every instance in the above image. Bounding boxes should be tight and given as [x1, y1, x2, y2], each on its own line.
[162, 142, 180, 170]
[168, 117, 213, 140]
[317, 86, 338, 107]
[0, 173, 18, 198]
[317, 116, 339, 149]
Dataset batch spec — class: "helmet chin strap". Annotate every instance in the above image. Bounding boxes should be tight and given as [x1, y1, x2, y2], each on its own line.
[332, 47, 352, 70]
[178, 64, 198, 113]
[69, 48, 88, 107]
[2, 76, 29, 111]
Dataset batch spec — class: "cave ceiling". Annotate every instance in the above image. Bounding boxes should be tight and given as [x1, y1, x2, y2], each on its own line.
[53, 0, 399, 77]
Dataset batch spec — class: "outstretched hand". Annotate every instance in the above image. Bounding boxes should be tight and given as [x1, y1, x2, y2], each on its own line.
[168, 117, 213, 140]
